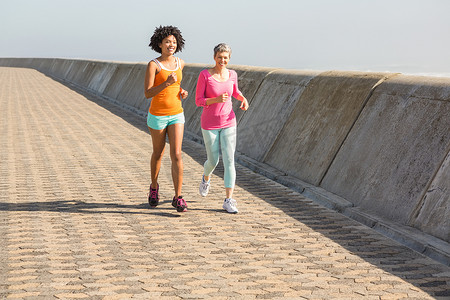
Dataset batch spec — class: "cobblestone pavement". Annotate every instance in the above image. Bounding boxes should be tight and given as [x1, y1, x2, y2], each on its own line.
[0, 67, 449, 299]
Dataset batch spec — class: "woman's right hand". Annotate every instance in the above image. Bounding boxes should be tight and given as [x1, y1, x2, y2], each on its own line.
[166, 72, 177, 85]
[216, 92, 229, 103]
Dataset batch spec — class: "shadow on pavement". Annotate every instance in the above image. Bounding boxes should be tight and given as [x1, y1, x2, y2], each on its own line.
[0, 200, 183, 217]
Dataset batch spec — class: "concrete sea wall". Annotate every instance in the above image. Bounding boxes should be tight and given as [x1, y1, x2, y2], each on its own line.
[1, 58, 448, 264]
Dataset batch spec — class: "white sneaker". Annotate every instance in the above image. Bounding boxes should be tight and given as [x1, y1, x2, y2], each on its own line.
[199, 175, 210, 197]
[223, 198, 238, 214]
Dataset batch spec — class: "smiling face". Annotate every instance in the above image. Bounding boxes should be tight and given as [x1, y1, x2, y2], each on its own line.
[214, 51, 230, 68]
[159, 35, 177, 55]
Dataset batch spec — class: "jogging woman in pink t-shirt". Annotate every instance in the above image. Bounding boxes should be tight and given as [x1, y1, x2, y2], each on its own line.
[195, 43, 249, 213]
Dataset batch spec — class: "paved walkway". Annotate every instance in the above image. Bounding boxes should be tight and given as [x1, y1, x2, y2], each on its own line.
[0, 67, 449, 299]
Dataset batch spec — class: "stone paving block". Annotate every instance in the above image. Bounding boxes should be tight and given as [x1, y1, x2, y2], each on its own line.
[0, 67, 449, 299]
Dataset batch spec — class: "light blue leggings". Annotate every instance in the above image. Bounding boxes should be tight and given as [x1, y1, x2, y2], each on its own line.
[201, 126, 236, 188]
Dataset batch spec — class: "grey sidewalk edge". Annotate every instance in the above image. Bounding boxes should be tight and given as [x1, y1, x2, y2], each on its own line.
[47, 74, 450, 267]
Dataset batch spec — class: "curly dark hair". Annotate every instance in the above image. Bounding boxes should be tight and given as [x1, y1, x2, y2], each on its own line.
[149, 25, 185, 54]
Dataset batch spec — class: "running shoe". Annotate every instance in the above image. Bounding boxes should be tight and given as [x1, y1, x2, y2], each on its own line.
[148, 184, 159, 208]
[172, 196, 188, 212]
[223, 198, 238, 214]
[199, 175, 210, 197]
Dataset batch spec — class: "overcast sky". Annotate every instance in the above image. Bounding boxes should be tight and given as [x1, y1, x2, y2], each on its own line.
[1, 0, 449, 75]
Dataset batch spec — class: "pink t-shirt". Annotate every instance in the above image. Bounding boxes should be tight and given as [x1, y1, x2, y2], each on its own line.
[195, 69, 242, 130]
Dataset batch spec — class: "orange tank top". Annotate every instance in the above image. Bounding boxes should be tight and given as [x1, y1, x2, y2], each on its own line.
[149, 57, 183, 116]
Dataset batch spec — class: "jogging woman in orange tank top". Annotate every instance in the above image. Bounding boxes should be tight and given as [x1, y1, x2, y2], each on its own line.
[144, 26, 188, 212]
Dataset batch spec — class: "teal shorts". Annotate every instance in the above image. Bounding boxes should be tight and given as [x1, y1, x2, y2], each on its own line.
[147, 112, 185, 130]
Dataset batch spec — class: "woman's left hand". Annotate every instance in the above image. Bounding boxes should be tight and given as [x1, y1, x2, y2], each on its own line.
[240, 98, 249, 111]
[180, 89, 189, 99]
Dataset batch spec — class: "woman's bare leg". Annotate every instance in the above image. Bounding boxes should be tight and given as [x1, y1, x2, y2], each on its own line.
[166, 123, 184, 197]
[149, 127, 167, 189]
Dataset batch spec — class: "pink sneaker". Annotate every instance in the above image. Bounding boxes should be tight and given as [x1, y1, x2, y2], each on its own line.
[172, 196, 187, 212]
[148, 184, 159, 208]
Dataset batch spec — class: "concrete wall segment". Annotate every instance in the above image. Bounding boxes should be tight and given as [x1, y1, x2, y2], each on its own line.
[44, 58, 57, 74]
[47, 59, 61, 77]
[77, 61, 100, 87]
[33, 58, 52, 74]
[113, 63, 148, 111]
[374, 75, 450, 102]
[86, 62, 118, 94]
[49, 59, 74, 79]
[411, 150, 450, 242]
[63, 60, 92, 86]
[228, 65, 280, 125]
[60, 60, 83, 85]
[321, 74, 450, 238]
[49, 59, 70, 80]
[264, 71, 393, 185]
[25, 58, 40, 70]
[236, 69, 320, 162]
[102, 63, 135, 100]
